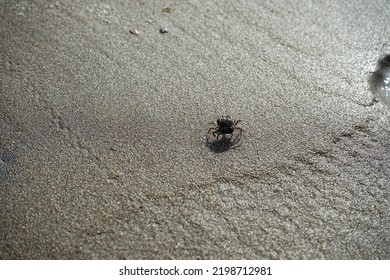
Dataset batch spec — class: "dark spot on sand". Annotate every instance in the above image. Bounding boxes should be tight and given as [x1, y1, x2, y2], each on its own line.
[129, 29, 139, 35]
[369, 54, 390, 108]
[0, 152, 17, 180]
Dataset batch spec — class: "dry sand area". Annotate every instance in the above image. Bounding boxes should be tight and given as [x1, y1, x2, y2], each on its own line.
[1, 0, 390, 259]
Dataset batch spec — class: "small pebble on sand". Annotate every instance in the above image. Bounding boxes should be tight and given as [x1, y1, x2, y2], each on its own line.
[129, 29, 139, 35]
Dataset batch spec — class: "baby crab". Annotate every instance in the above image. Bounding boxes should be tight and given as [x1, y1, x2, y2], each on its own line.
[208, 115, 243, 141]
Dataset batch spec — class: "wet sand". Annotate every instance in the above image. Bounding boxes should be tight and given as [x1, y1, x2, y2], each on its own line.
[1, 0, 389, 259]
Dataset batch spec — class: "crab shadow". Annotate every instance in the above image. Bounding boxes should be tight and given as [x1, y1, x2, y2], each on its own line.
[0, 152, 17, 181]
[206, 134, 242, 153]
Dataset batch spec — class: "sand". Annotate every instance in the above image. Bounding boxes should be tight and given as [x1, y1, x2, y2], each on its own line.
[1, 0, 389, 259]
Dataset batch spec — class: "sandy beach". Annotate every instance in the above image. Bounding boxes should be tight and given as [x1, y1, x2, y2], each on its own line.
[1, 0, 389, 259]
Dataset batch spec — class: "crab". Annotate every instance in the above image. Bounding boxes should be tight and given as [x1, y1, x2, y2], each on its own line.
[208, 115, 243, 141]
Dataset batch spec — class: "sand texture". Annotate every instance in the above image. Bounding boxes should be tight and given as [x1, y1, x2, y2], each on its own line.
[1, 0, 389, 259]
